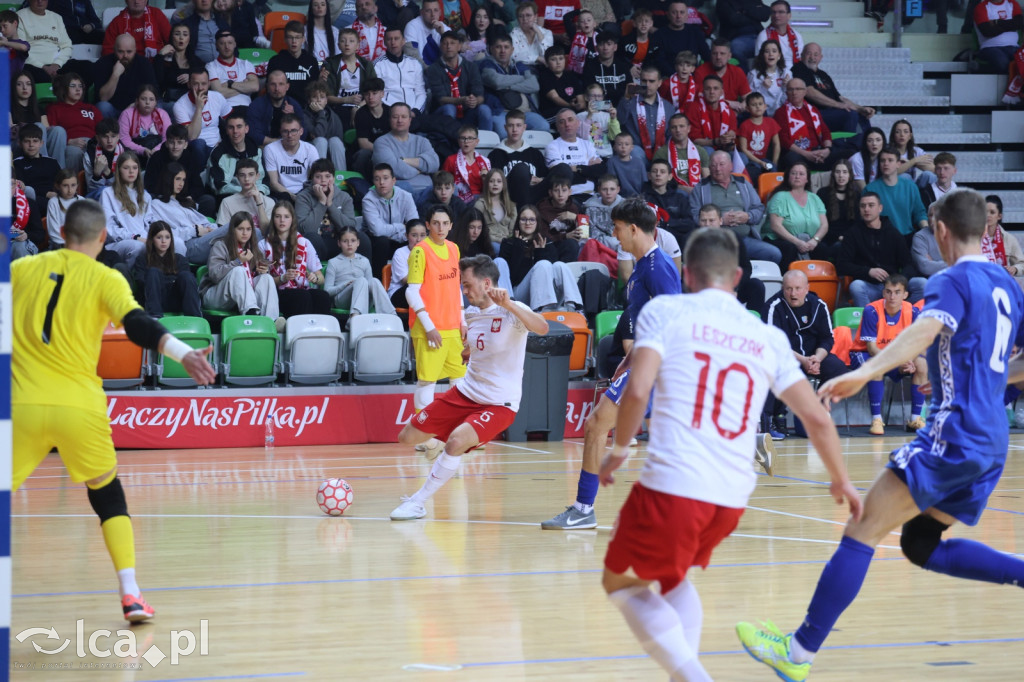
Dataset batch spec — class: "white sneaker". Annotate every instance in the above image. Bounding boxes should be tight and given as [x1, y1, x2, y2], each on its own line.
[390, 496, 426, 521]
[415, 437, 441, 451]
[416, 438, 445, 461]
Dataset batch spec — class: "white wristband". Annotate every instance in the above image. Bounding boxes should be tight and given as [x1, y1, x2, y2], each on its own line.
[162, 337, 193, 364]
[416, 310, 436, 332]
[610, 443, 631, 459]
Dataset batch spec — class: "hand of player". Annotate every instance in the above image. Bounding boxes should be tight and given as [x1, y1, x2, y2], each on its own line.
[900, 360, 916, 374]
[818, 368, 871, 404]
[830, 478, 863, 521]
[426, 328, 443, 349]
[182, 345, 217, 385]
[487, 287, 511, 308]
[599, 451, 628, 486]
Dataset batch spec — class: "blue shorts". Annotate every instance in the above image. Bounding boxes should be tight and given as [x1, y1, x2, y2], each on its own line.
[604, 369, 653, 418]
[850, 352, 911, 383]
[888, 439, 1004, 526]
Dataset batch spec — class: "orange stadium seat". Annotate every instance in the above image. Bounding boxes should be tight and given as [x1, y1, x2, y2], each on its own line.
[381, 264, 409, 322]
[97, 323, 146, 389]
[541, 311, 592, 378]
[789, 260, 839, 311]
[263, 11, 306, 36]
[758, 173, 785, 202]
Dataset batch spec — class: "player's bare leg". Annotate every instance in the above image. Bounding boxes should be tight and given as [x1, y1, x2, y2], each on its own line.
[604, 569, 712, 681]
[412, 380, 445, 458]
[391, 423, 480, 521]
[541, 394, 618, 529]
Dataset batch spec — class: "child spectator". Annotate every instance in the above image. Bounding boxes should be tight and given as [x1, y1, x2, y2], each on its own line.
[11, 177, 40, 259]
[417, 171, 469, 222]
[363, 163, 419, 275]
[536, 175, 583, 262]
[145, 124, 216, 217]
[295, 159, 360, 262]
[11, 70, 64, 163]
[217, 158, 274, 234]
[566, 9, 598, 74]
[0, 10, 30, 73]
[102, 150, 151, 264]
[473, 168, 517, 244]
[325, 225, 397, 318]
[388, 219, 427, 310]
[738, 91, 781, 182]
[747, 39, 791, 115]
[200, 211, 282, 324]
[84, 118, 123, 199]
[46, 168, 81, 248]
[45, 72, 99, 173]
[582, 174, 623, 249]
[13, 124, 60, 209]
[442, 124, 491, 203]
[323, 28, 376, 129]
[607, 132, 647, 197]
[499, 205, 583, 311]
[259, 201, 332, 318]
[147, 163, 212, 257]
[305, 81, 348, 173]
[576, 83, 620, 158]
[538, 44, 585, 121]
[118, 84, 170, 160]
[658, 51, 698, 111]
[131, 221, 203, 318]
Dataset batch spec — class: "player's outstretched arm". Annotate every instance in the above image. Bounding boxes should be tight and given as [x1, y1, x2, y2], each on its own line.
[121, 310, 217, 386]
[600, 347, 661, 486]
[819, 317, 943, 404]
[780, 379, 863, 521]
[489, 288, 549, 335]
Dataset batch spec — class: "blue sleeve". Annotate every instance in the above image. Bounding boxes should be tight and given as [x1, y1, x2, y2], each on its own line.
[920, 270, 965, 333]
[911, 305, 920, 323]
[1014, 286, 1024, 349]
[859, 305, 878, 341]
[651, 252, 683, 296]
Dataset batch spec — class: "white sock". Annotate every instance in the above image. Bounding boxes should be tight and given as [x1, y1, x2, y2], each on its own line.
[790, 634, 815, 663]
[410, 452, 460, 504]
[663, 578, 703, 654]
[118, 568, 140, 598]
[414, 381, 436, 412]
[572, 501, 593, 514]
[607, 585, 711, 682]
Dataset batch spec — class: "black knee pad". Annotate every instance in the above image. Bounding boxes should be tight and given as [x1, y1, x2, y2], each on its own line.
[87, 477, 129, 524]
[900, 515, 949, 567]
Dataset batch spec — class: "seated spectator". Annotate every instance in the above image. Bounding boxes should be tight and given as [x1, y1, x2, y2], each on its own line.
[295, 159, 361, 262]
[45, 72, 99, 172]
[199, 211, 282, 323]
[651, 0, 709, 73]
[500, 205, 583, 311]
[764, 268, 847, 438]
[304, 81, 348, 172]
[565, 9, 599, 75]
[761, 161, 829, 269]
[119, 84, 171, 161]
[267, 22, 320, 108]
[350, 0, 387, 61]
[717, 0, 770, 65]
[46, 168, 83, 248]
[373, 0, 419, 37]
[259, 201, 332, 317]
[426, 35, 494, 142]
[215, 0, 260, 49]
[371, 103, 441, 198]
[890, 119, 937, 190]
[208, 112, 267, 198]
[83, 119, 123, 200]
[685, 75, 738, 157]
[172, 67, 233, 165]
[850, 126, 885, 191]
[324, 28, 377, 128]
[689, 150, 779, 264]
[643, 158, 696, 248]
[206, 29, 258, 108]
[449, 208, 514, 289]
[774, 78, 840, 171]
[583, 174, 624, 249]
[658, 50, 698, 112]
[486, 111, 550, 206]
[536, 0, 580, 43]
[463, 8, 493, 60]
[480, 32, 548, 133]
[538, 44, 586, 121]
[363, 163, 419, 274]
[912, 204, 946, 277]
[545, 108, 606, 191]
[264, 113, 319, 201]
[694, 39, 751, 112]
[325, 225, 397, 316]
[581, 33, 631, 106]
[699, 203, 765, 314]
[154, 24, 195, 104]
[620, 9, 657, 78]
[147, 162, 212, 257]
[103, 0, 170, 58]
[145, 124, 215, 217]
[755, 0, 804, 69]
[132, 221, 203, 318]
[14, 124, 61, 211]
[473, 168, 518, 244]
[352, 77, 389, 178]
[95, 34, 158, 122]
[654, 113, 709, 193]
[849, 274, 927, 434]
[17, 0, 92, 87]
[747, 39, 791, 117]
[837, 191, 925, 307]
[816, 158, 860, 260]
[306, 0, 342, 62]
[387, 218, 427, 308]
[619, 64, 675, 162]
[792, 43, 875, 136]
[920, 152, 959, 207]
[737, 92, 781, 183]
[972, 0, 1023, 74]
[248, 69, 308, 147]
[607, 132, 647, 197]
[576, 83, 618, 159]
[175, 0, 228, 65]
[373, 28, 427, 112]
[47, 0, 103, 46]
[102, 150, 151, 263]
[511, 1, 553, 67]
[404, 0, 450, 66]
[442, 124, 490, 203]
[217, 158, 274, 234]
[11, 70, 65, 163]
[10, 177, 42, 258]
[864, 147, 929, 240]
[418, 170, 469, 221]
[983, 194, 1024, 289]
[536, 176, 583, 262]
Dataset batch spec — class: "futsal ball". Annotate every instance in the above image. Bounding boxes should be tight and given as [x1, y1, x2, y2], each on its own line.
[317, 478, 354, 516]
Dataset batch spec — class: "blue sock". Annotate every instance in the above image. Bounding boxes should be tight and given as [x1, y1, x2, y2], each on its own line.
[925, 538, 1024, 586]
[576, 471, 599, 507]
[868, 380, 884, 417]
[794, 536, 875, 653]
[911, 385, 925, 415]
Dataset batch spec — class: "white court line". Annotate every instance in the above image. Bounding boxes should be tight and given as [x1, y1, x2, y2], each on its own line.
[497, 442, 568, 455]
[732, 532, 901, 551]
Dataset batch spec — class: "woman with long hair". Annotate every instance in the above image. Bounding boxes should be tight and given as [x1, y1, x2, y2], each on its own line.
[119, 84, 171, 160]
[816, 158, 860, 260]
[101, 150, 152, 263]
[132, 221, 203, 317]
[147, 162, 215, 256]
[449, 208, 514, 290]
[10, 70, 65, 162]
[850, 126, 885, 191]
[982, 195, 1024, 289]
[498, 205, 582, 311]
[259, 201, 333, 317]
[889, 119, 937, 189]
[306, 0, 340, 62]
[473, 169, 517, 247]
[762, 161, 829, 269]
[747, 39, 791, 115]
[155, 23, 196, 104]
[463, 6, 494, 60]
[200, 211, 282, 323]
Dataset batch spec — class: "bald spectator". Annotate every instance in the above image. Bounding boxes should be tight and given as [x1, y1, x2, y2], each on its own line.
[95, 34, 158, 120]
[102, 0, 170, 58]
[774, 78, 840, 170]
[791, 43, 876, 137]
[755, 0, 804, 69]
[651, 1, 710, 74]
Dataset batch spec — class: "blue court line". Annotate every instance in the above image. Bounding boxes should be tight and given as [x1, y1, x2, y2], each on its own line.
[457, 636, 1024, 668]
[12, 558, 904, 599]
[144, 673, 305, 682]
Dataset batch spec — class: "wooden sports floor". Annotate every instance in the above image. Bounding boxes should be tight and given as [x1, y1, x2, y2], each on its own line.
[10, 433, 1024, 681]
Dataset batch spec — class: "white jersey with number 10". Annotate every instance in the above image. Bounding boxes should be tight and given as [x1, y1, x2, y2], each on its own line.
[634, 289, 806, 508]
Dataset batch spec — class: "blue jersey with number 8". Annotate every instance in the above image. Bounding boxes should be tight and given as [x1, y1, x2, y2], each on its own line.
[918, 256, 1024, 457]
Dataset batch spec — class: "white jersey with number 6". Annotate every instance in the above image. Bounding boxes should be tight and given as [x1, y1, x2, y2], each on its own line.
[635, 289, 805, 507]
[459, 302, 532, 412]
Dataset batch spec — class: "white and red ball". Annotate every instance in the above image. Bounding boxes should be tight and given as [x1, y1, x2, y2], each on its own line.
[316, 478, 354, 516]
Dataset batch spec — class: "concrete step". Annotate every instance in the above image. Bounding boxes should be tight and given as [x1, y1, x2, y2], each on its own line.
[869, 114, 990, 135]
[819, 61, 924, 79]
[834, 78, 943, 95]
[950, 151, 1009, 168]
[843, 93, 951, 107]
[997, 191, 1024, 208]
[791, 2, 867, 18]
[800, 29, 891, 48]
[792, 17, 881, 31]
[902, 33, 974, 63]
[954, 170, 1024, 183]
[820, 47, 913, 62]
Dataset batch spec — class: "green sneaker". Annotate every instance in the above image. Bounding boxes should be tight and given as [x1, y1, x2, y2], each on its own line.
[735, 620, 811, 682]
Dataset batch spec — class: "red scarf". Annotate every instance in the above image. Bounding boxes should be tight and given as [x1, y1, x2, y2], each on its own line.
[668, 138, 701, 187]
[446, 64, 463, 118]
[13, 184, 29, 232]
[453, 150, 490, 202]
[567, 31, 590, 74]
[94, 141, 125, 171]
[113, 8, 162, 56]
[237, 245, 255, 286]
[694, 96, 735, 140]
[265, 237, 312, 289]
[127, 106, 166, 140]
[1004, 46, 1024, 100]
[983, 226, 1008, 266]
[783, 101, 824, 150]
[766, 26, 799, 62]
[636, 97, 667, 161]
[352, 18, 386, 60]
[666, 74, 696, 110]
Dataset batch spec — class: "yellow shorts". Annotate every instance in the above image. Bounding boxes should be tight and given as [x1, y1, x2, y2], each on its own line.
[413, 334, 468, 383]
[13, 403, 118, 490]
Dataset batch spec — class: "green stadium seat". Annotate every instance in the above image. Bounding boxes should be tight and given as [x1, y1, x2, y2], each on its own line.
[594, 310, 622, 341]
[36, 82, 55, 105]
[833, 306, 863, 331]
[238, 47, 273, 77]
[220, 315, 280, 386]
[154, 316, 215, 387]
[195, 265, 234, 321]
